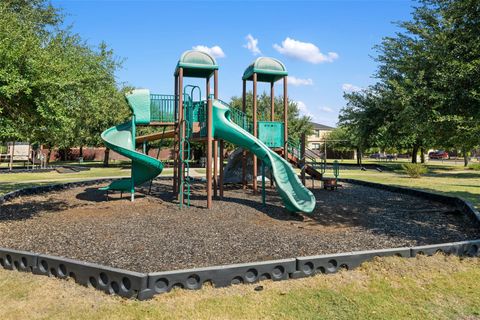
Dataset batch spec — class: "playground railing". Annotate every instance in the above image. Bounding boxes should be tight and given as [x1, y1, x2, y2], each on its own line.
[287, 137, 326, 174]
[229, 107, 254, 134]
[211, 98, 254, 134]
[150, 94, 189, 123]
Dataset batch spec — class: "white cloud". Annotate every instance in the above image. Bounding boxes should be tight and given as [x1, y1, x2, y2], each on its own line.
[297, 101, 308, 113]
[320, 106, 333, 113]
[288, 76, 313, 86]
[243, 34, 261, 56]
[342, 83, 362, 93]
[296, 101, 315, 119]
[192, 45, 226, 58]
[273, 37, 338, 64]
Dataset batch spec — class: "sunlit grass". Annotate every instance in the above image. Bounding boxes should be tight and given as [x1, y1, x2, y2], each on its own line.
[0, 255, 479, 319]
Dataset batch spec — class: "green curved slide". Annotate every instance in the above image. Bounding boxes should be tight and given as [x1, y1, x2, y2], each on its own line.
[100, 90, 163, 194]
[212, 99, 316, 213]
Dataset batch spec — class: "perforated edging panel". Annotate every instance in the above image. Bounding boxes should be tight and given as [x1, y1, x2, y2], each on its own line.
[0, 248, 37, 273]
[32, 254, 148, 298]
[140, 259, 296, 299]
[410, 240, 480, 257]
[292, 247, 411, 279]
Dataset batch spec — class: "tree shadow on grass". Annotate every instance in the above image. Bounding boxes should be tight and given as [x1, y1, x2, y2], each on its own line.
[425, 171, 480, 179]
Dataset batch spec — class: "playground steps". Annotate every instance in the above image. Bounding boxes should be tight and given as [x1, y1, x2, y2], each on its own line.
[275, 149, 324, 180]
[135, 129, 175, 144]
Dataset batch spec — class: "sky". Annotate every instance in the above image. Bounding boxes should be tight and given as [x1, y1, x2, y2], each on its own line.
[52, 0, 417, 127]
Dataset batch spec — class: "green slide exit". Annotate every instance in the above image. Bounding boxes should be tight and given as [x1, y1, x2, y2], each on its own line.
[100, 120, 164, 192]
[212, 99, 316, 213]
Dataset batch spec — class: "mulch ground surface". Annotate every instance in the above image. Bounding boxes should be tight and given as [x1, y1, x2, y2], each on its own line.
[1, 179, 478, 273]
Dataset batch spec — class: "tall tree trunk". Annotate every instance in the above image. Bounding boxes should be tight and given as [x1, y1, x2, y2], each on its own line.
[356, 147, 362, 166]
[411, 145, 419, 163]
[463, 148, 469, 167]
[79, 146, 83, 158]
[46, 148, 52, 165]
[103, 148, 110, 167]
[420, 147, 425, 164]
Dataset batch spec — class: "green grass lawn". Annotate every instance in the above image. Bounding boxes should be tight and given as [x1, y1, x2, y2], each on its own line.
[1, 161, 480, 319]
[0, 164, 174, 195]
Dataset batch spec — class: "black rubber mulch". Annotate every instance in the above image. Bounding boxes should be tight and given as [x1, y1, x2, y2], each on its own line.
[0, 180, 478, 273]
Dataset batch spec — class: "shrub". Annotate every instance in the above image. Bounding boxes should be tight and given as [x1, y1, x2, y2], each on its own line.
[468, 163, 480, 171]
[402, 163, 428, 178]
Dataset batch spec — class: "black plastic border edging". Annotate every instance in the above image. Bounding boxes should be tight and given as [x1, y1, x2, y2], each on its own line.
[0, 179, 479, 300]
[139, 258, 296, 300]
[2, 240, 479, 300]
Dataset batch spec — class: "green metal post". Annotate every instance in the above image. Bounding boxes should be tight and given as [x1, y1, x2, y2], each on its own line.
[131, 115, 136, 202]
[333, 160, 340, 183]
[262, 161, 266, 205]
[142, 141, 147, 154]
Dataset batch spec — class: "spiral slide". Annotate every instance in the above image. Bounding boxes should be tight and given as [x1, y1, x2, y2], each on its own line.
[100, 90, 164, 193]
[212, 99, 316, 213]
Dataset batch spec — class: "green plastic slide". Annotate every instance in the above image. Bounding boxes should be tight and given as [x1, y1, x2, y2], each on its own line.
[212, 99, 316, 213]
[100, 90, 163, 193]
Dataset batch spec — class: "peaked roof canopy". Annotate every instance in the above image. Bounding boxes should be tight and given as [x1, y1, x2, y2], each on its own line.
[175, 50, 219, 78]
[242, 57, 288, 82]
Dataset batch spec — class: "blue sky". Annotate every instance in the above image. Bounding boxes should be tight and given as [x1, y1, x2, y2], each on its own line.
[53, 0, 416, 127]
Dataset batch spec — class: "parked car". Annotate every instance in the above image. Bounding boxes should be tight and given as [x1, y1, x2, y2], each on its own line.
[397, 153, 410, 159]
[429, 150, 449, 159]
[369, 153, 381, 159]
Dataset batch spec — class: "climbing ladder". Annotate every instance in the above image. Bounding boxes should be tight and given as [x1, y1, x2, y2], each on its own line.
[178, 85, 203, 207]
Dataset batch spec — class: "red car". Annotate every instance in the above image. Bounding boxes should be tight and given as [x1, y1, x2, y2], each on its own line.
[429, 150, 449, 159]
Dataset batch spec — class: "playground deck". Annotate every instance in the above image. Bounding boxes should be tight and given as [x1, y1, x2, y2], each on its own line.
[1, 180, 478, 273]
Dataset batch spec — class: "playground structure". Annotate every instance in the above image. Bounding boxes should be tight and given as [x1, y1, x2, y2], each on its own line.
[100, 50, 321, 213]
[2, 51, 479, 301]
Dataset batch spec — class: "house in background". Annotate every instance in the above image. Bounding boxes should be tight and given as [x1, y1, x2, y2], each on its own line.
[306, 122, 335, 150]
[305, 122, 355, 159]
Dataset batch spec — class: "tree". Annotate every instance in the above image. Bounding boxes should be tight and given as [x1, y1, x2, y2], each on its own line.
[338, 85, 389, 165]
[338, 0, 480, 165]
[374, 4, 440, 163]
[435, 116, 480, 166]
[327, 127, 362, 166]
[0, 0, 128, 158]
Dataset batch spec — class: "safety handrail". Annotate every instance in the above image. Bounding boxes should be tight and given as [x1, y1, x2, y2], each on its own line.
[287, 137, 325, 174]
[150, 93, 190, 123]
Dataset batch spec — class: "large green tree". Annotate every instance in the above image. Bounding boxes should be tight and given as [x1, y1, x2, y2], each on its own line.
[0, 0, 129, 158]
[339, 0, 480, 165]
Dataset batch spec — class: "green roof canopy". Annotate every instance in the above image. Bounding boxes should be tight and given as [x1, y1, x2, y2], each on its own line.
[242, 57, 288, 82]
[175, 50, 219, 78]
